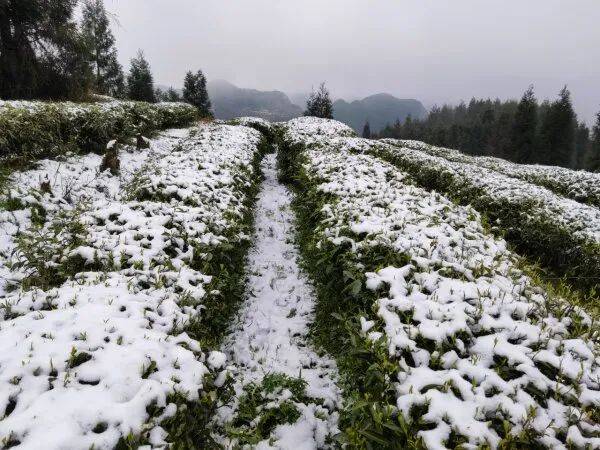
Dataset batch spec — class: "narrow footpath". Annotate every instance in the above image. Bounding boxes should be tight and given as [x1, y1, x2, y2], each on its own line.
[218, 153, 340, 449]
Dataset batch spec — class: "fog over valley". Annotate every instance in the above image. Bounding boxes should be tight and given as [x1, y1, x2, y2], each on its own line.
[106, 0, 600, 123]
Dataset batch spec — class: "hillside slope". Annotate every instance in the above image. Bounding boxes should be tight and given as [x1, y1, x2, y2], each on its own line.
[207, 79, 302, 121]
[333, 93, 427, 133]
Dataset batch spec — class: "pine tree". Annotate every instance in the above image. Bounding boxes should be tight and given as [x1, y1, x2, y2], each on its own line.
[127, 51, 155, 102]
[183, 70, 212, 117]
[362, 121, 371, 138]
[0, 0, 92, 100]
[538, 86, 576, 167]
[509, 86, 538, 163]
[166, 87, 181, 102]
[403, 115, 415, 139]
[573, 122, 590, 169]
[304, 82, 333, 119]
[588, 111, 600, 172]
[80, 0, 124, 97]
[155, 87, 165, 102]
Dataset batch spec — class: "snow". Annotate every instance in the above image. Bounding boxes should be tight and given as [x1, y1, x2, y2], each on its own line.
[2, 113, 598, 449]
[283, 118, 600, 449]
[0, 123, 264, 448]
[218, 153, 340, 448]
[386, 139, 600, 207]
[376, 140, 600, 244]
[0, 99, 195, 118]
[284, 116, 356, 142]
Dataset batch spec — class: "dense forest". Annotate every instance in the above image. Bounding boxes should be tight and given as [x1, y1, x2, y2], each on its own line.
[375, 86, 600, 171]
[0, 0, 211, 116]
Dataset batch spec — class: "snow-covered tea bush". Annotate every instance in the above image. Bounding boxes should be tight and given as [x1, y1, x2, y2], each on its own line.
[385, 139, 600, 208]
[282, 119, 600, 449]
[225, 116, 277, 141]
[0, 124, 264, 448]
[0, 100, 197, 161]
[277, 116, 356, 184]
[368, 141, 600, 296]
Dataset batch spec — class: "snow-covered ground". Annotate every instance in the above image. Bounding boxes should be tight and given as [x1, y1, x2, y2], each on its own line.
[218, 153, 340, 449]
[0, 124, 263, 448]
[282, 118, 600, 449]
[1, 114, 598, 449]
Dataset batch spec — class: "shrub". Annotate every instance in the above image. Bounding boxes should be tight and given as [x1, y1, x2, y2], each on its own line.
[372, 143, 600, 296]
[0, 100, 197, 161]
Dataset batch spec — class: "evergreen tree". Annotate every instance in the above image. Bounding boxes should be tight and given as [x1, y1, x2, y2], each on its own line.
[183, 70, 212, 117]
[403, 115, 415, 139]
[538, 86, 576, 167]
[509, 86, 538, 163]
[362, 121, 371, 138]
[127, 51, 155, 102]
[0, 0, 92, 100]
[588, 111, 600, 172]
[304, 82, 333, 119]
[166, 87, 181, 102]
[155, 87, 165, 102]
[573, 122, 590, 169]
[80, 0, 124, 97]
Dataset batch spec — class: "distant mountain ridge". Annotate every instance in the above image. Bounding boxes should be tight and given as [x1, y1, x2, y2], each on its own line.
[202, 79, 427, 131]
[207, 80, 302, 121]
[332, 93, 427, 133]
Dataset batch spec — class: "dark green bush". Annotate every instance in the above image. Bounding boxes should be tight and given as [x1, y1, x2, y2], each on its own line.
[0, 101, 197, 161]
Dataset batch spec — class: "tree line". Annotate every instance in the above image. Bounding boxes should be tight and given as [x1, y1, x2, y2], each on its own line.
[0, 0, 211, 116]
[374, 86, 600, 171]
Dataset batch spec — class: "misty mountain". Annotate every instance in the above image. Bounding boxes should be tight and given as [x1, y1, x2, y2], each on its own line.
[333, 93, 427, 133]
[207, 80, 302, 121]
[289, 92, 310, 110]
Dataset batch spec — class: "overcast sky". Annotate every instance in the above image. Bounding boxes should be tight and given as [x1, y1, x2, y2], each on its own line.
[105, 0, 600, 123]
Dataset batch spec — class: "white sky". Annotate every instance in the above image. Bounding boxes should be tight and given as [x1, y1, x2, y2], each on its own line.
[105, 0, 600, 123]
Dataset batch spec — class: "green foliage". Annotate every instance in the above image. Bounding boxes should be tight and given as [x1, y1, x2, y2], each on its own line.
[0, 101, 197, 162]
[276, 129, 600, 449]
[276, 133, 427, 447]
[362, 121, 371, 139]
[161, 136, 273, 448]
[587, 111, 600, 172]
[183, 70, 212, 118]
[509, 85, 538, 163]
[292, 194, 426, 446]
[80, 0, 125, 97]
[377, 98, 518, 161]
[377, 86, 595, 171]
[181, 143, 267, 350]
[224, 373, 310, 446]
[538, 86, 576, 167]
[127, 50, 155, 103]
[12, 205, 93, 290]
[276, 134, 304, 185]
[305, 82, 334, 119]
[156, 87, 182, 102]
[0, 0, 93, 100]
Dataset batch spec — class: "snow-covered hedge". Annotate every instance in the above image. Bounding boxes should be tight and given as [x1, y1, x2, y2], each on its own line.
[366, 142, 600, 295]
[281, 122, 600, 448]
[225, 116, 277, 141]
[0, 100, 198, 161]
[0, 124, 264, 448]
[384, 139, 600, 208]
[277, 116, 356, 184]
